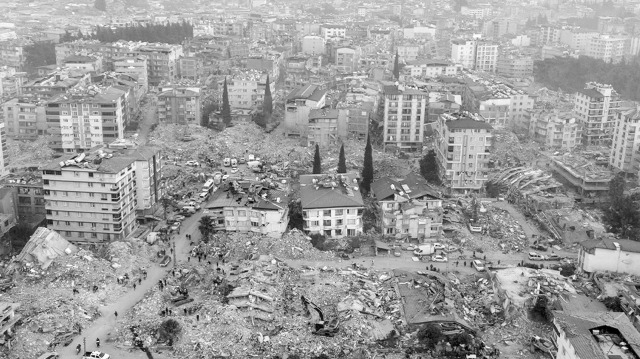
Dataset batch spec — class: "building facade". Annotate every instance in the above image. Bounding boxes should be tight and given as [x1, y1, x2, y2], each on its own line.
[382, 85, 428, 152]
[42, 149, 139, 243]
[284, 84, 327, 137]
[0, 123, 8, 179]
[529, 111, 581, 150]
[434, 113, 493, 192]
[579, 239, 640, 276]
[609, 106, 640, 174]
[451, 40, 476, 69]
[573, 82, 621, 146]
[157, 86, 201, 124]
[1, 97, 48, 140]
[300, 173, 363, 239]
[475, 42, 499, 72]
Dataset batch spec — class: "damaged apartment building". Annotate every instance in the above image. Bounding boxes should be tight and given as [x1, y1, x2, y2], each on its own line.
[371, 173, 443, 240]
[205, 179, 290, 237]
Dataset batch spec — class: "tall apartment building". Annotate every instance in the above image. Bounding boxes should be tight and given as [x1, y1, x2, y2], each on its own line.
[609, 106, 640, 174]
[529, 110, 581, 150]
[0, 41, 25, 70]
[496, 54, 534, 78]
[137, 44, 183, 87]
[222, 71, 275, 110]
[396, 44, 420, 62]
[284, 84, 327, 137]
[114, 55, 148, 95]
[300, 173, 363, 239]
[1, 97, 48, 140]
[157, 86, 201, 124]
[585, 35, 627, 63]
[0, 123, 8, 179]
[334, 47, 361, 73]
[42, 149, 140, 242]
[11, 175, 46, 225]
[320, 25, 346, 41]
[434, 113, 493, 193]
[45, 86, 126, 152]
[574, 82, 621, 146]
[560, 29, 599, 53]
[382, 85, 428, 153]
[451, 40, 476, 69]
[307, 109, 348, 148]
[405, 60, 459, 78]
[475, 42, 499, 72]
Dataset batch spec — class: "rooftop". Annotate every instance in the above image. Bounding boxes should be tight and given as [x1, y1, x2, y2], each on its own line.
[207, 180, 289, 211]
[441, 113, 493, 130]
[581, 238, 640, 254]
[299, 173, 363, 209]
[286, 84, 326, 102]
[371, 172, 440, 202]
[41, 146, 158, 174]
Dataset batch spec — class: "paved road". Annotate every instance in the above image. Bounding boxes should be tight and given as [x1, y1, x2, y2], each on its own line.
[57, 209, 205, 359]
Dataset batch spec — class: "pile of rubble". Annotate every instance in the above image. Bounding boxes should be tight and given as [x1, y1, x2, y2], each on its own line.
[491, 130, 540, 168]
[6, 136, 55, 170]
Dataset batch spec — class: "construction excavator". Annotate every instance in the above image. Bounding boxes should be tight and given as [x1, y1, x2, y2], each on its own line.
[301, 295, 340, 337]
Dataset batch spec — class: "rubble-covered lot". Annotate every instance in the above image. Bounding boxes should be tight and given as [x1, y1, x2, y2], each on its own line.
[3, 239, 159, 359]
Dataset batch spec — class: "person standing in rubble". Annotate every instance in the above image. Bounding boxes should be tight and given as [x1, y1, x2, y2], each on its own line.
[96, 338, 100, 348]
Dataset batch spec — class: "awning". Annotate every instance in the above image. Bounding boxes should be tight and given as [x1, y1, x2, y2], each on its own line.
[374, 240, 390, 251]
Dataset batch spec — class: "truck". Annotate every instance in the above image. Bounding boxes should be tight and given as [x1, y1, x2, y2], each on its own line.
[83, 352, 110, 359]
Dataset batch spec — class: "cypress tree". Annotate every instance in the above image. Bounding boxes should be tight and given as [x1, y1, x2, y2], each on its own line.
[337, 144, 347, 173]
[263, 74, 273, 119]
[393, 51, 400, 79]
[313, 144, 322, 174]
[222, 78, 232, 126]
[361, 136, 374, 194]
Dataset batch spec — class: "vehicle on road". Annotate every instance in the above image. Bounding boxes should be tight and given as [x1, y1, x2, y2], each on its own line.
[187, 202, 201, 210]
[182, 206, 196, 215]
[446, 245, 460, 253]
[174, 215, 186, 222]
[160, 255, 172, 267]
[393, 249, 401, 257]
[404, 245, 416, 251]
[199, 191, 209, 199]
[413, 245, 434, 256]
[528, 252, 545, 261]
[431, 255, 448, 262]
[170, 222, 181, 232]
[83, 352, 110, 359]
[545, 254, 561, 261]
[472, 260, 485, 272]
[530, 244, 548, 251]
[432, 243, 445, 250]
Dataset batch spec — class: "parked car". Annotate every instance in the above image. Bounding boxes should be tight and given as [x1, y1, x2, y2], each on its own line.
[248, 154, 255, 161]
[170, 222, 181, 232]
[223, 158, 231, 167]
[404, 245, 416, 251]
[393, 249, 401, 257]
[472, 259, 485, 272]
[446, 245, 460, 253]
[530, 244, 548, 251]
[528, 252, 545, 261]
[432, 243, 445, 250]
[174, 215, 186, 222]
[431, 255, 448, 262]
[37, 353, 59, 359]
[239, 157, 246, 164]
[413, 245, 434, 256]
[231, 158, 238, 167]
[185, 160, 199, 167]
[231, 168, 239, 174]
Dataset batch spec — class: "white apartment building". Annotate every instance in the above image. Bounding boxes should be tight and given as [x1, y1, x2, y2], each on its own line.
[451, 40, 476, 69]
[529, 110, 581, 150]
[301, 36, 325, 55]
[335, 47, 361, 73]
[405, 60, 460, 78]
[609, 106, 640, 174]
[434, 113, 493, 193]
[396, 45, 420, 62]
[560, 29, 599, 53]
[221, 71, 275, 110]
[585, 35, 627, 63]
[460, 6, 492, 19]
[45, 86, 126, 153]
[42, 149, 140, 242]
[300, 173, 363, 239]
[475, 43, 499, 72]
[382, 85, 428, 153]
[574, 82, 621, 146]
[320, 25, 346, 41]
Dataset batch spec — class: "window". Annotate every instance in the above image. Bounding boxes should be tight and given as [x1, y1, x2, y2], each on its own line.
[335, 209, 343, 216]
[65, 231, 72, 237]
[311, 220, 319, 226]
[386, 203, 393, 209]
[335, 229, 342, 236]
[323, 210, 331, 216]
[324, 230, 332, 236]
[323, 220, 331, 226]
[238, 210, 246, 217]
[251, 221, 259, 227]
[336, 219, 343, 226]
[91, 232, 97, 238]
[347, 229, 356, 236]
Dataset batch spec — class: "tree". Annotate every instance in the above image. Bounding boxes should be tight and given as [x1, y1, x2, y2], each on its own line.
[393, 51, 400, 79]
[312, 144, 322, 174]
[417, 324, 443, 349]
[198, 216, 215, 243]
[602, 296, 624, 312]
[221, 78, 232, 126]
[158, 319, 182, 346]
[94, 0, 106, 11]
[361, 136, 374, 194]
[287, 200, 304, 230]
[604, 172, 640, 239]
[201, 102, 217, 128]
[262, 75, 273, 120]
[419, 150, 442, 185]
[610, 172, 625, 202]
[337, 144, 347, 173]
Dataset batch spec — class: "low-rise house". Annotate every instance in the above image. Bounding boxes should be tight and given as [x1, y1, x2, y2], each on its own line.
[553, 311, 640, 359]
[300, 173, 363, 239]
[371, 173, 443, 240]
[578, 238, 640, 276]
[205, 180, 290, 237]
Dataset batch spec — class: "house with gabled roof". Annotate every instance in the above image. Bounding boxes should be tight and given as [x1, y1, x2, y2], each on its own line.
[371, 172, 443, 240]
[300, 173, 363, 239]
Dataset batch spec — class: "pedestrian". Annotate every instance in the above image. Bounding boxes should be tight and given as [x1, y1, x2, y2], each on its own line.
[114, 311, 118, 319]
[172, 269, 175, 277]
[456, 261, 459, 267]
[196, 314, 200, 321]
[464, 261, 467, 267]
[204, 254, 207, 260]
[184, 308, 187, 315]
[138, 278, 142, 285]
[483, 255, 487, 261]
[198, 256, 201, 263]
[170, 248, 173, 254]
[188, 256, 191, 262]
[498, 260, 501, 265]
[216, 262, 219, 268]
[133, 283, 137, 290]
[96, 338, 100, 348]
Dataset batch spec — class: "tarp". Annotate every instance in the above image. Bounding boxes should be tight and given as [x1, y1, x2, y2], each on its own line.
[10, 227, 78, 270]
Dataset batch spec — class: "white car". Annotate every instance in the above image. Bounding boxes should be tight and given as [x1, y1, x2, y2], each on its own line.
[413, 247, 433, 256]
[230, 168, 239, 174]
[248, 154, 255, 161]
[223, 158, 231, 167]
[472, 260, 485, 272]
[185, 160, 199, 167]
[170, 222, 181, 232]
[431, 255, 448, 262]
[187, 201, 201, 210]
[433, 243, 445, 250]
